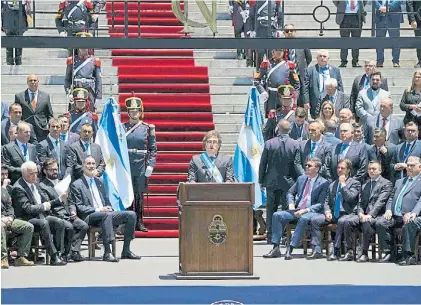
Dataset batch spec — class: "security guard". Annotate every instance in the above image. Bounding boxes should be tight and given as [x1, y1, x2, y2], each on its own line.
[56, 0, 95, 39]
[254, 48, 300, 117]
[64, 31, 102, 112]
[123, 95, 157, 232]
[67, 87, 98, 137]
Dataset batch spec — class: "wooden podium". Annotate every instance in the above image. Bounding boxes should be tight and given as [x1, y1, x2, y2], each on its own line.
[176, 182, 259, 280]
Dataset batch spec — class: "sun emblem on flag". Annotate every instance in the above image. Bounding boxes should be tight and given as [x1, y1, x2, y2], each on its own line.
[249, 144, 261, 157]
[105, 155, 117, 169]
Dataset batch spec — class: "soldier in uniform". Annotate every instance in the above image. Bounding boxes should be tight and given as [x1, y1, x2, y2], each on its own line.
[56, 0, 95, 39]
[64, 31, 102, 112]
[67, 88, 98, 137]
[123, 95, 157, 232]
[263, 84, 296, 141]
[1, 0, 31, 65]
[254, 48, 300, 117]
[229, 0, 254, 66]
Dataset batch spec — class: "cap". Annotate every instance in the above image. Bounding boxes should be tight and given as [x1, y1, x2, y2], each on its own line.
[72, 88, 89, 101]
[277, 84, 295, 98]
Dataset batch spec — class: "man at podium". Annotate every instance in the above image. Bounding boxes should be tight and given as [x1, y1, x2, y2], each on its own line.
[187, 130, 235, 183]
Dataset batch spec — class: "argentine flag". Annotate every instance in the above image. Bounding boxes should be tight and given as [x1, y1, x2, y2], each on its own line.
[233, 87, 267, 209]
[95, 97, 134, 211]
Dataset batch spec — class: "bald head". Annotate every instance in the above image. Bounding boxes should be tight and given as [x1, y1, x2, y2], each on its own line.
[339, 109, 353, 123]
[277, 120, 291, 135]
[339, 122, 354, 142]
[26, 74, 39, 92]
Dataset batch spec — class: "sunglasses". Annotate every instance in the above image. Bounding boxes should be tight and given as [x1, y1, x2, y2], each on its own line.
[284, 29, 295, 33]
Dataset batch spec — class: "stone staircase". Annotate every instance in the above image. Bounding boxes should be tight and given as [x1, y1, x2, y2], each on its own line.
[1, 1, 419, 156]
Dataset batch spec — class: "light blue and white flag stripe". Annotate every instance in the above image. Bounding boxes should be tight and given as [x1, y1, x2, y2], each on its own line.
[233, 87, 267, 209]
[95, 97, 134, 211]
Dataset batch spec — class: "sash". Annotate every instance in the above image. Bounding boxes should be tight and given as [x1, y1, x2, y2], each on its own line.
[74, 57, 92, 75]
[284, 110, 295, 121]
[200, 152, 224, 183]
[257, 0, 268, 15]
[125, 121, 143, 137]
[69, 112, 89, 131]
[266, 61, 285, 82]
[67, 0, 85, 19]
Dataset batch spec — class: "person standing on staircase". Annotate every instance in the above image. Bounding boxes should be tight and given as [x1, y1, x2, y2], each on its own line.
[1, 0, 31, 65]
[66, 88, 98, 137]
[123, 95, 157, 233]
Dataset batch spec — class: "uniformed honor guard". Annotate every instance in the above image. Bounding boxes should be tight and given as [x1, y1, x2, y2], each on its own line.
[123, 95, 157, 232]
[67, 87, 98, 137]
[254, 48, 300, 117]
[263, 84, 296, 141]
[55, 0, 95, 39]
[64, 31, 102, 112]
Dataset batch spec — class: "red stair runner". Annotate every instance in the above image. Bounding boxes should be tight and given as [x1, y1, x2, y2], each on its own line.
[106, 1, 214, 238]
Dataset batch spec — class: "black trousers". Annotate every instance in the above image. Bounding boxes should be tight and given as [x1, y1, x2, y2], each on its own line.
[266, 188, 287, 238]
[360, 217, 377, 252]
[375, 216, 404, 252]
[28, 216, 65, 256]
[415, 24, 421, 63]
[339, 14, 362, 64]
[62, 217, 89, 254]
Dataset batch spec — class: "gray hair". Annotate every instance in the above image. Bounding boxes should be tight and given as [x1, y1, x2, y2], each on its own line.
[317, 49, 329, 57]
[21, 161, 37, 175]
[407, 156, 421, 165]
[325, 78, 338, 88]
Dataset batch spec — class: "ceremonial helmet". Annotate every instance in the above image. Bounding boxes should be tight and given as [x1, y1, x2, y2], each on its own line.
[125, 92, 144, 119]
[73, 87, 89, 102]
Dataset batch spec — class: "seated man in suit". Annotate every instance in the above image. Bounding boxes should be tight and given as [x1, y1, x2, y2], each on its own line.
[290, 107, 309, 141]
[1, 103, 38, 145]
[65, 123, 105, 180]
[68, 156, 140, 262]
[187, 130, 235, 183]
[58, 114, 80, 144]
[322, 78, 350, 116]
[308, 159, 361, 260]
[404, 216, 421, 265]
[368, 128, 396, 181]
[2, 122, 41, 185]
[263, 158, 329, 260]
[12, 161, 66, 266]
[376, 156, 421, 265]
[297, 121, 331, 180]
[39, 158, 88, 262]
[390, 121, 421, 182]
[330, 123, 368, 182]
[357, 161, 393, 263]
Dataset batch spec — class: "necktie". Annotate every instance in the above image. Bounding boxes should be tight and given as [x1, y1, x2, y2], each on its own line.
[382, 118, 387, 128]
[89, 178, 99, 209]
[310, 142, 317, 158]
[340, 143, 349, 155]
[60, 133, 66, 141]
[30, 92, 36, 111]
[22, 143, 28, 160]
[299, 179, 311, 209]
[350, 0, 356, 10]
[84, 143, 90, 155]
[334, 184, 342, 219]
[394, 178, 413, 215]
[403, 143, 411, 162]
[330, 96, 334, 103]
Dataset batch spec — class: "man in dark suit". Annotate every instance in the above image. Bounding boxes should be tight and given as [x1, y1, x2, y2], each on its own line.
[333, 0, 367, 68]
[68, 156, 141, 262]
[407, 0, 421, 68]
[352, 122, 376, 162]
[376, 156, 421, 265]
[308, 159, 361, 260]
[390, 121, 421, 181]
[368, 128, 396, 181]
[283, 23, 312, 106]
[1, 103, 38, 145]
[356, 161, 393, 262]
[37, 118, 68, 180]
[14, 74, 54, 141]
[1, 122, 40, 184]
[350, 60, 389, 115]
[303, 50, 343, 120]
[259, 120, 303, 242]
[263, 158, 329, 259]
[12, 161, 66, 266]
[297, 121, 331, 180]
[323, 120, 342, 147]
[290, 107, 309, 141]
[58, 114, 80, 145]
[365, 98, 404, 145]
[39, 158, 87, 262]
[187, 130, 235, 183]
[322, 78, 350, 116]
[330, 123, 368, 182]
[65, 123, 105, 180]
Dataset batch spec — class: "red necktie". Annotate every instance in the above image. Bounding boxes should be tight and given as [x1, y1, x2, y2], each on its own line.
[299, 179, 311, 210]
[382, 118, 387, 128]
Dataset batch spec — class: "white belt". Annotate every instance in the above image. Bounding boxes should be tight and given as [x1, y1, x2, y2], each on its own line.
[74, 78, 95, 84]
[128, 149, 147, 153]
[268, 87, 278, 92]
[257, 16, 275, 21]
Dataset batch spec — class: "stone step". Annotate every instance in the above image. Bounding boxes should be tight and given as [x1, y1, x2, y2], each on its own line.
[219, 132, 240, 144]
[0, 75, 118, 85]
[1, 65, 117, 75]
[210, 85, 251, 95]
[213, 113, 244, 124]
[0, 84, 119, 94]
[1, 92, 119, 105]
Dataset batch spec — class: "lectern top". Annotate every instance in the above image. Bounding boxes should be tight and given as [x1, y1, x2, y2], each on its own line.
[179, 182, 254, 203]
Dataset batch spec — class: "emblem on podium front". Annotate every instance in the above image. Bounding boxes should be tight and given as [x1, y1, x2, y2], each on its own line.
[208, 215, 227, 245]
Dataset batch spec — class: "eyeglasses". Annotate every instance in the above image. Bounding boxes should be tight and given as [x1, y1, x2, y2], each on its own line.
[28, 79, 38, 82]
[206, 140, 218, 145]
[284, 29, 295, 33]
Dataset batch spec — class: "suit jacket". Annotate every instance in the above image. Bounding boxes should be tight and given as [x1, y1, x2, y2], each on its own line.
[358, 176, 393, 218]
[303, 64, 344, 119]
[290, 121, 309, 141]
[1, 141, 40, 184]
[330, 142, 368, 182]
[187, 154, 235, 183]
[286, 174, 330, 213]
[407, 0, 421, 23]
[386, 175, 421, 216]
[64, 132, 80, 145]
[1, 187, 14, 218]
[259, 135, 303, 191]
[39, 178, 70, 220]
[367, 142, 396, 180]
[390, 140, 421, 181]
[365, 114, 404, 145]
[37, 137, 68, 180]
[1, 102, 9, 121]
[324, 177, 361, 215]
[68, 176, 111, 220]
[65, 140, 105, 180]
[1, 118, 38, 146]
[321, 91, 350, 117]
[323, 133, 342, 147]
[375, 0, 404, 26]
[293, 49, 312, 82]
[14, 89, 54, 141]
[334, 0, 367, 25]
[355, 88, 391, 123]
[12, 178, 49, 221]
[298, 139, 332, 181]
[350, 74, 389, 114]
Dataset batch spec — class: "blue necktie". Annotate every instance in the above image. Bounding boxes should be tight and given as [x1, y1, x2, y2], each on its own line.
[334, 184, 342, 219]
[60, 133, 66, 141]
[340, 143, 349, 155]
[394, 178, 413, 215]
[364, 76, 370, 88]
[310, 142, 316, 158]
[403, 143, 411, 162]
[22, 144, 28, 159]
[330, 96, 334, 103]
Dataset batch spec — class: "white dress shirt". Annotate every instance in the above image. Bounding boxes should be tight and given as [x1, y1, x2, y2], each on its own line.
[84, 175, 103, 211]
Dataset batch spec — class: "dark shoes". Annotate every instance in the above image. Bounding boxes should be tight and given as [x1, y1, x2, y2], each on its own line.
[284, 248, 293, 260]
[6, 57, 14, 65]
[103, 253, 119, 262]
[376, 62, 384, 67]
[339, 62, 347, 68]
[263, 246, 281, 258]
[398, 256, 417, 266]
[50, 254, 67, 266]
[136, 222, 148, 232]
[379, 252, 391, 263]
[352, 62, 361, 68]
[339, 250, 354, 261]
[414, 62, 421, 68]
[327, 252, 339, 261]
[356, 254, 369, 263]
[70, 252, 85, 262]
[121, 251, 141, 260]
[306, 251, 324, 260]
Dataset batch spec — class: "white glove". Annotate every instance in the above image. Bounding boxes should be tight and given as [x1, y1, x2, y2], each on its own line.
[260, 91, 269, 103]
[67, 93, 74, 103]
[145, 166, 154, 178]
[59, 31, 67, 37]
[43, 202, 51, 211]
[228, 5, 233, 14]
[249, 31, 256, 38]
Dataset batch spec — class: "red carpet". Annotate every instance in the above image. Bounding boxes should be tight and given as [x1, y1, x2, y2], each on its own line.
[106, 1, 214, 238]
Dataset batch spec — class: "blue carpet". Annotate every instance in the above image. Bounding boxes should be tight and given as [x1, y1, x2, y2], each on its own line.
[2, 285, 421, 304]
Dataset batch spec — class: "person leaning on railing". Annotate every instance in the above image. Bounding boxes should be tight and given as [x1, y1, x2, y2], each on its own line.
[400, 70, 421, 138]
